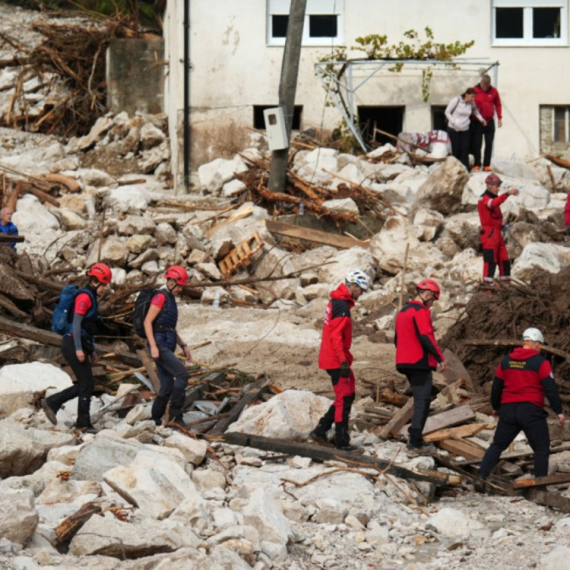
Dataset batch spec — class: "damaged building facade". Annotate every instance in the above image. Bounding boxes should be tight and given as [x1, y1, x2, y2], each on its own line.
[162, 0, 570, 185]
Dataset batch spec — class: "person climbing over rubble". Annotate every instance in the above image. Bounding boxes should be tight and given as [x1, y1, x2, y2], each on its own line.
[445, 88, 486, 169]
[395, 279, 446, 453]
[310, 269, 370, 452]
[144, 265, 192, 429]
[478, 173, 519, 287]
[471, 74, 503, 172]
[477, 328, 565, 489]
[0, 206, 18, 249]
[43, 263, 112, 433]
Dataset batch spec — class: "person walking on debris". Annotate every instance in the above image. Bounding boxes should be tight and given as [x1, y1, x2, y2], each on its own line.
[144, 265, 192, 429]
[445, 88, 486, 169]
[471, 74, 503, 172]
[310, 269, 370, 452]
[478, 328, 565, 486]
[395, 279, 446, 453]
[564, 191, 570, 235]
[0, 206, 18, 249]
[478, 173, 519, 287]
[43, 263, 112, 432]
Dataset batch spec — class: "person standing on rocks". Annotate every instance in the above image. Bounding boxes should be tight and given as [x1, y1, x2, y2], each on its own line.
[471, 74, 503, 172]
[564, 191, 570, 235]
[478, 328, 565, 485]
[395, 279, 446, 452]
[144, 265, 193, 429]
[310, 269, 369, 452]
[43, 263, 112, 433]
[478, 173, 519, 287]
[0, 206, 18, 249]
[445, 88, 486, 169]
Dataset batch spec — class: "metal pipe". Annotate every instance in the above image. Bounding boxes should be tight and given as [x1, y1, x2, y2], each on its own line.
[183, 0, 190, 191]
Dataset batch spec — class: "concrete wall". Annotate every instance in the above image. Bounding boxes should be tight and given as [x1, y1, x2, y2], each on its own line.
[163, 0, 570, 186]
[107, 38, 165, 115]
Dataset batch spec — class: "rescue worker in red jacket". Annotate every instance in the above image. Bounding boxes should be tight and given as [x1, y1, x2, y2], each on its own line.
[479, 328, 565, 484]
[478, 173, 519, 286]
[310, 269, 369, 451]
[564, 192, 570, 235]
[395, 279, 446, 451]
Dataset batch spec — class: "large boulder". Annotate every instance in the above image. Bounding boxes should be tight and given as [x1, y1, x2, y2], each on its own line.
[242, 488, 292, 546]
[317, 247, 376, 289]
[198, 156, 248, 194]
[427, 507, 486, 537]
[103, 450, 204, 520]
[13, 194, 59, 235]
[0, 489, 38, 544]
[86, 235, 129, 266]
[512, 243, 570, 281]
[409, 157, 468, 217]
[107, 183, 153, 214]
[0, 362, 73, 418]
[251, 246, 299, 304]
[492, 159, 541, 182]
[228, 390, 331, 440]
[69, 514, 201, 558]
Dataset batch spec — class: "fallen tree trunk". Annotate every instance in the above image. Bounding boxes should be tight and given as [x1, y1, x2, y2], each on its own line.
[216, 432, 461, 486]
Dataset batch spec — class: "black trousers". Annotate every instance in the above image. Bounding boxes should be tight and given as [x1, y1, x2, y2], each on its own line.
[447, 128, 470, 169]
[404, 370, 433, 445]
[479, 402, 550, 479]
[151, 345, 190, 420]
[471, 119, 496, 168]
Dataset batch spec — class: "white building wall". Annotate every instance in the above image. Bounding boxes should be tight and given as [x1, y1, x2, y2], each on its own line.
[163, 0, 570, 186]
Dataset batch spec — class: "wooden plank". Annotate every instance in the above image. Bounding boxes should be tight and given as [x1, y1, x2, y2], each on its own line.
[264, 219, 370, 249]
[438, 438, 486, 460]
[378, 398, 414, 439]
[525, 488, 570, 513]
[399, 405, 476, 437]
[441, 349, 475, 392]
[0, 234, 24, 243]
[513, 473, 570, 489]
[424, 423, 488, 443]
[460, 442, 570, 465]
[218, 432, 460, 486]
[136, 349, 161, 394]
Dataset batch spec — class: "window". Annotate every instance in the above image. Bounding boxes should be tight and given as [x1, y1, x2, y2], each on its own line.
[253, 105, 303, 130]
[267, 0, 344, 46]
[554, 106, 570, 142]
[431, 106, 447, 132]
[492, 0, 567, 46]
[357, 106, 405, 146]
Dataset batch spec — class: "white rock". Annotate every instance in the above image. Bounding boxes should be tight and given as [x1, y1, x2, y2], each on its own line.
[321, 198, 359, 214]
[155, 222, 178, 245]
[0, 362, 72, 419]
[512, 242, 570, 281]
[413, 209, 444, 242]
[492, 159, 541, 182]
[428, 507, 485, 537]
[164, 432, 208, 466]
[117, 215, 156, 236]
[228, 390, 331, 439]
[13, 195, 59, 235]
[126, 234, 157, 254]
[317, 247, 375, 289]
[0, 489, 38, 544]
[140, 122, 166, 150]
[198, 156, 248, 194]
[222, 179, 247, 197]
[538, 545, 570, 570]
[77, 168, 115, 187]
[86, 235, 128, 266]
[107, 184, 152, 213]
[242, 488, 292, 546]
[192, 468, 226, 491]
[195, 262, 222, 281]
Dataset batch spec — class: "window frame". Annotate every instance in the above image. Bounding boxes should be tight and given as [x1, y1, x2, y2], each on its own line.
[553, 106, 570, 142]
[267, 0, 344, 47]
[492, 0, 568, 46]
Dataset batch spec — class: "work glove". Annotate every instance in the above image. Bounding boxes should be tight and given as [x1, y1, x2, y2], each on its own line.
[339, 360, 351, 378]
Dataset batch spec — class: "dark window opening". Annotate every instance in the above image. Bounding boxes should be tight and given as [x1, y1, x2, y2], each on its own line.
[357, 106, 405, 146]
[554, 107, 568, 142]
[431, 106, 447, 132]
[272, 15, 288, 38]
[253, 105, 302, 130]
[533, 8, 561, 38]
[309, 15, 338, 38]
[496, 8, 523, 38]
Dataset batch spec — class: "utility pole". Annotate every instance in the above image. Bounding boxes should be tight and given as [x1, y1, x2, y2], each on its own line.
[267, 0, 307, 193]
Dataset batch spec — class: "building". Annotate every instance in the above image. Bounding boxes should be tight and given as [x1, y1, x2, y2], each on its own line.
[163, 0, 570, 186]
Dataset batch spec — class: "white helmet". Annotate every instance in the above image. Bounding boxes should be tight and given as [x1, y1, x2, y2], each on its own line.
[345, 269, 370, 291]
[523, 328, 544, 344]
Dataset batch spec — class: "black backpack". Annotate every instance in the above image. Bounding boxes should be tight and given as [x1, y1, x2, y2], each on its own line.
[133, 289, 158, 338]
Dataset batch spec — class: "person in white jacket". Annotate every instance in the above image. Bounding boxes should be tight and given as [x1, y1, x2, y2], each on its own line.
[445, 88, 486, 170]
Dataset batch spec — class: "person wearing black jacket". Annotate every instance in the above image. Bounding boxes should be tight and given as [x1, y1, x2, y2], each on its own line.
[479, 328, 565, 483]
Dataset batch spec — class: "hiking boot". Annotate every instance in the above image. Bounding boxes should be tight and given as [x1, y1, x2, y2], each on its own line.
[42, 398, 58, 425]
[170, 416, 189, 430]
[309, 427, 330, 446]
[484, 166, 492, 172]
[406, 442, 437, 456]
[474, 479, 488, 493]
[472, 166, 481, 172]
[76, 425, 98, 435]
[335, 443, 364, 454]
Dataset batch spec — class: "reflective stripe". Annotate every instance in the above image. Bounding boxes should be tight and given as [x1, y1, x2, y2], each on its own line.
[486, 198, 494, 209]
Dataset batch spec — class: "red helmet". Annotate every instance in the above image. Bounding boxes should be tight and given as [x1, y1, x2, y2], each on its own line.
[87, 263, 112, 284]
[485, 173, 502, 186]
[164, 265, 188, 285]
[417, 278, 441, 300]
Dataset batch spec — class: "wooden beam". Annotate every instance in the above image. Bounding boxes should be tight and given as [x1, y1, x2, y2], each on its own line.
[0, 234, 24, 243]
[217, 432, 460, 486]
[438, 438, 486, 460]
[460, 442, 570, 465]
[441, 348, 475, 392]
[135, 349, 161, 394]
[525, 488, 570, 513]
[399, 405, 476, 437]
[513, 472, 570, 489]
[378, 398, 414, 439]
[424, 423, 488, 443]
[264, 219, 370, 249]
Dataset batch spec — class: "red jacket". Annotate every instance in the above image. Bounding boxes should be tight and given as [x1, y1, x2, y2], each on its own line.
[492, 347, 562, 413]
[478, 190, 508, 228]
[318, 283, 354, 370]
[473, 84, 502, 122]
[394, 300, 444, 372]
[565, 193, 570, 226]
